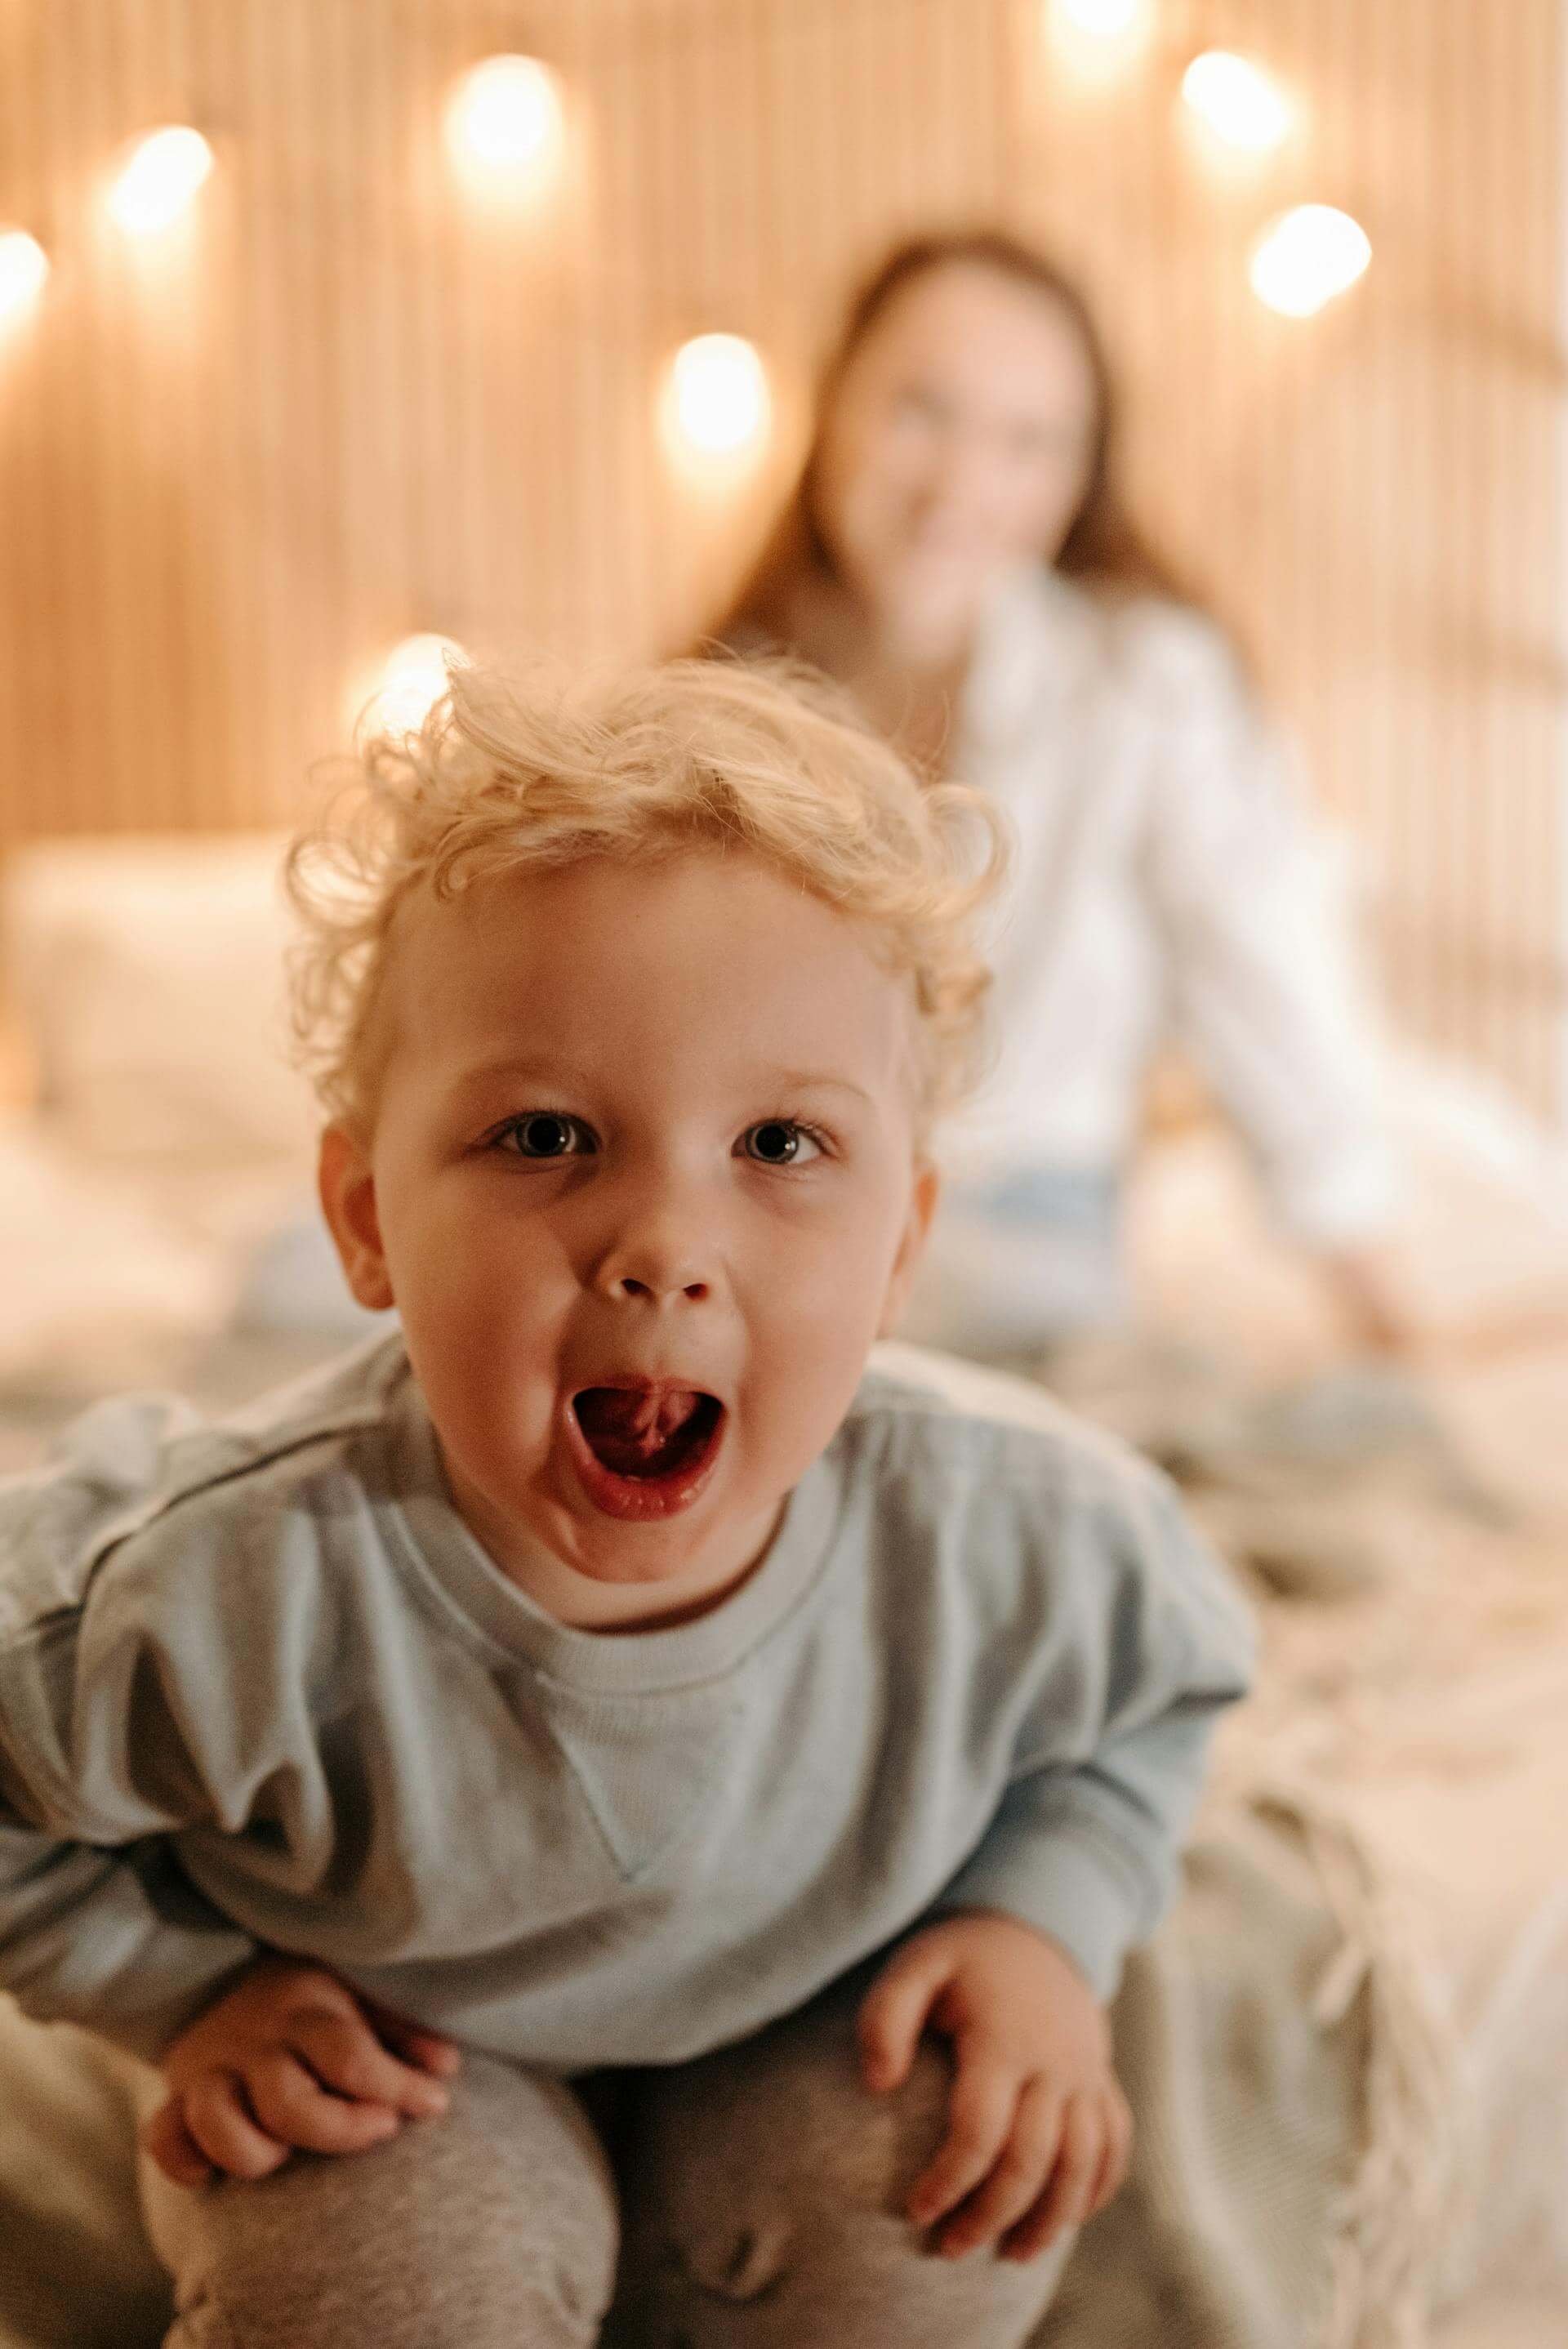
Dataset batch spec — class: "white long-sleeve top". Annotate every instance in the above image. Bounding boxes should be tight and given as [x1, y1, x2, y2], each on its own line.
[946, 569, 1399, 1246]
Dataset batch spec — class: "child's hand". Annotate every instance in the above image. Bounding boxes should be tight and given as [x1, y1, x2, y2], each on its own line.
[858, 1911, 1131, 2262]
[142, 1957, 461, 2189]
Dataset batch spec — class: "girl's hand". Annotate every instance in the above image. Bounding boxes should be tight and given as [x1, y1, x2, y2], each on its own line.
[858, 1911, 1131, 2261]
[142, 1957, 461, 2188]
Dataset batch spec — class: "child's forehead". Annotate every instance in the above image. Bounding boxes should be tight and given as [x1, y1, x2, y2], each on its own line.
[374, 849, 922, 1100]
[396, 847, 856, 971]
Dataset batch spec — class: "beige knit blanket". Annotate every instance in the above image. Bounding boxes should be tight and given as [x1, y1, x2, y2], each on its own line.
[1036, 1436, 1568, 2349]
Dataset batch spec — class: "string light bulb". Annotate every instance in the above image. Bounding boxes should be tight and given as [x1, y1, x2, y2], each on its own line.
[444, 56, 565, 197]
[1051, 0, 1148, 35]
[1250, 205, 1371, 317]
[1041, 0, 1157, 81]
[351, 635, 465, 737]
[1181, 52, 1293, 154]
[0, 230, 49, 324]
[105, 127, 214, 234]
[662, 334, 772, 461]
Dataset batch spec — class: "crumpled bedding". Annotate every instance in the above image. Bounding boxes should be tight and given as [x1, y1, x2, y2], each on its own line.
[0, 2009, 167, 2349]
[1030, 1340, 1568, 2348]
[0, 1124, 234, 1402]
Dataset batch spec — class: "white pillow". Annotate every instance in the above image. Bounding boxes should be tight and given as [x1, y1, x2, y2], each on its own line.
[2, 834, 316, 1167]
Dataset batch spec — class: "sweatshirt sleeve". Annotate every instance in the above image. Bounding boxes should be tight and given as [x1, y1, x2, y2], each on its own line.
[932, 1453, 1255, 2001]
[0, 1400, 261, 2060]
[1137, 611, 1401, 1247]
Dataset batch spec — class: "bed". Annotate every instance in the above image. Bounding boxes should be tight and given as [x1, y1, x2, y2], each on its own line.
[2, 834, 1566, 2347]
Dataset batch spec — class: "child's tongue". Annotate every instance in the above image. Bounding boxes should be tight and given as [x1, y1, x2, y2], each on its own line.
[576, 1386, 707, 1478]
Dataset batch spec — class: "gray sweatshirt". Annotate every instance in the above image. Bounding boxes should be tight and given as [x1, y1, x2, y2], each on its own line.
[0, 1336, 1253, 2067]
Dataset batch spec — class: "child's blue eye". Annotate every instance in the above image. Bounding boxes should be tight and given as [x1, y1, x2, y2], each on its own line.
[496, 1112, 595, 1159]
[739, 1121, 822, 1166]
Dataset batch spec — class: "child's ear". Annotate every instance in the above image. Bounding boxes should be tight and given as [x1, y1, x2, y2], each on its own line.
[318, 1124, 395, 1313]
[877, 1161, 940, 1339]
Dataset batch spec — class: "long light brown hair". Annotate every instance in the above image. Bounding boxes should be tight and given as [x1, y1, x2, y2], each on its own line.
[706, 229, 1211, 654]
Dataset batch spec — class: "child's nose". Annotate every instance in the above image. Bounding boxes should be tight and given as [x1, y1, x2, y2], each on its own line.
[592, 1195, 715, 1305]
[607, 1263, 710, 1304]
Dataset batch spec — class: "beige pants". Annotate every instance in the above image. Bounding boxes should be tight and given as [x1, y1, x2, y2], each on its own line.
[137, 1969, 1074, 2349]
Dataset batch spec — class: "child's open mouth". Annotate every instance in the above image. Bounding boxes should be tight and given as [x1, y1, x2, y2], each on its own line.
[565, 1384, 725, 1521]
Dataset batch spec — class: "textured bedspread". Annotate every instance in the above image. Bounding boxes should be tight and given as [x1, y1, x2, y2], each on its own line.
[1034, 1345, 1568, 2348]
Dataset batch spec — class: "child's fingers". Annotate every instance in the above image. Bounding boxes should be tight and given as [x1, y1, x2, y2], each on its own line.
[1004, 2081, 1132, 2261]
[858, 1941, 953, 2091]
[906, 2053, 1018, 2230]
[1040, 2092, 1105, 2238]
[292, 2011, 452, 2118]
[934, 2077, 1064, 2256]
[1000, 2091, 1102, 2258]
[182, 2071, 292, 2182]
[1000, 2195, 1059, 2263]
[1087, 2086, 1134, 2215]
[140, 2096, 215, 2191]
[245, 2052, 402, 2156]
[362, 2004, 464, 2079]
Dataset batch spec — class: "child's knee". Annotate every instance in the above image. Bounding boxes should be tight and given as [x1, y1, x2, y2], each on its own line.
[149, 2056, 617, 2349]
[608, 1979, 961, 2345]
[641, 1972, 951, 2226]
[612, 2057, 1067, 2349]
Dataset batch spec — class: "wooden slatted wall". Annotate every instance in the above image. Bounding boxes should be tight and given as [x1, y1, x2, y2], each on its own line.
[0, 0, 1562, 1106]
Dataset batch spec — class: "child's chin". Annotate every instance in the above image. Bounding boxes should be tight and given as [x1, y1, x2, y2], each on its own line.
[564, 1530, 706, 1585]
[558, 1529, 741, 1629]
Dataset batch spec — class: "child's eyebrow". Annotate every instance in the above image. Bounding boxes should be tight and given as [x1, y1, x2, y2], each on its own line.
[446, 1061, 875, 1111]
[441, 1057, 596, 1108]
[764, 1070, 875, 1108]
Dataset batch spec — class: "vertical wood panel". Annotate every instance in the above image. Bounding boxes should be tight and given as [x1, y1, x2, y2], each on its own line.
[0, 0, 1561, 1108]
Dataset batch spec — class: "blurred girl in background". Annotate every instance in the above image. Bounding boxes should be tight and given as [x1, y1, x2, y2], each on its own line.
[707, 230, 1405, 1361]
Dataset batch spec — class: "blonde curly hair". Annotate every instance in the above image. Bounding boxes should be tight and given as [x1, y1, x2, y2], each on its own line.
[285, 654, 1006, 1137]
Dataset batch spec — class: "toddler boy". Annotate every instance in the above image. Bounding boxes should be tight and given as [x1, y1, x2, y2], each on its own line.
[0, 659, 1252, 2347]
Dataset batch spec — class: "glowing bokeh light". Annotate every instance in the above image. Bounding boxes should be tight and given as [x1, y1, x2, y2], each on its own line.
[1052, 0, 1147, 33]
[0, 230, 49, 324]
[662, 334, 772, 460]
[444, 55, 565, 192]
[354, 635, 465, 737]
[1041, 0, 1157, 76]
[1181, 51, 1293, 153]
[105, 127, 214, 234]
[1250, 206, 1371, 317]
